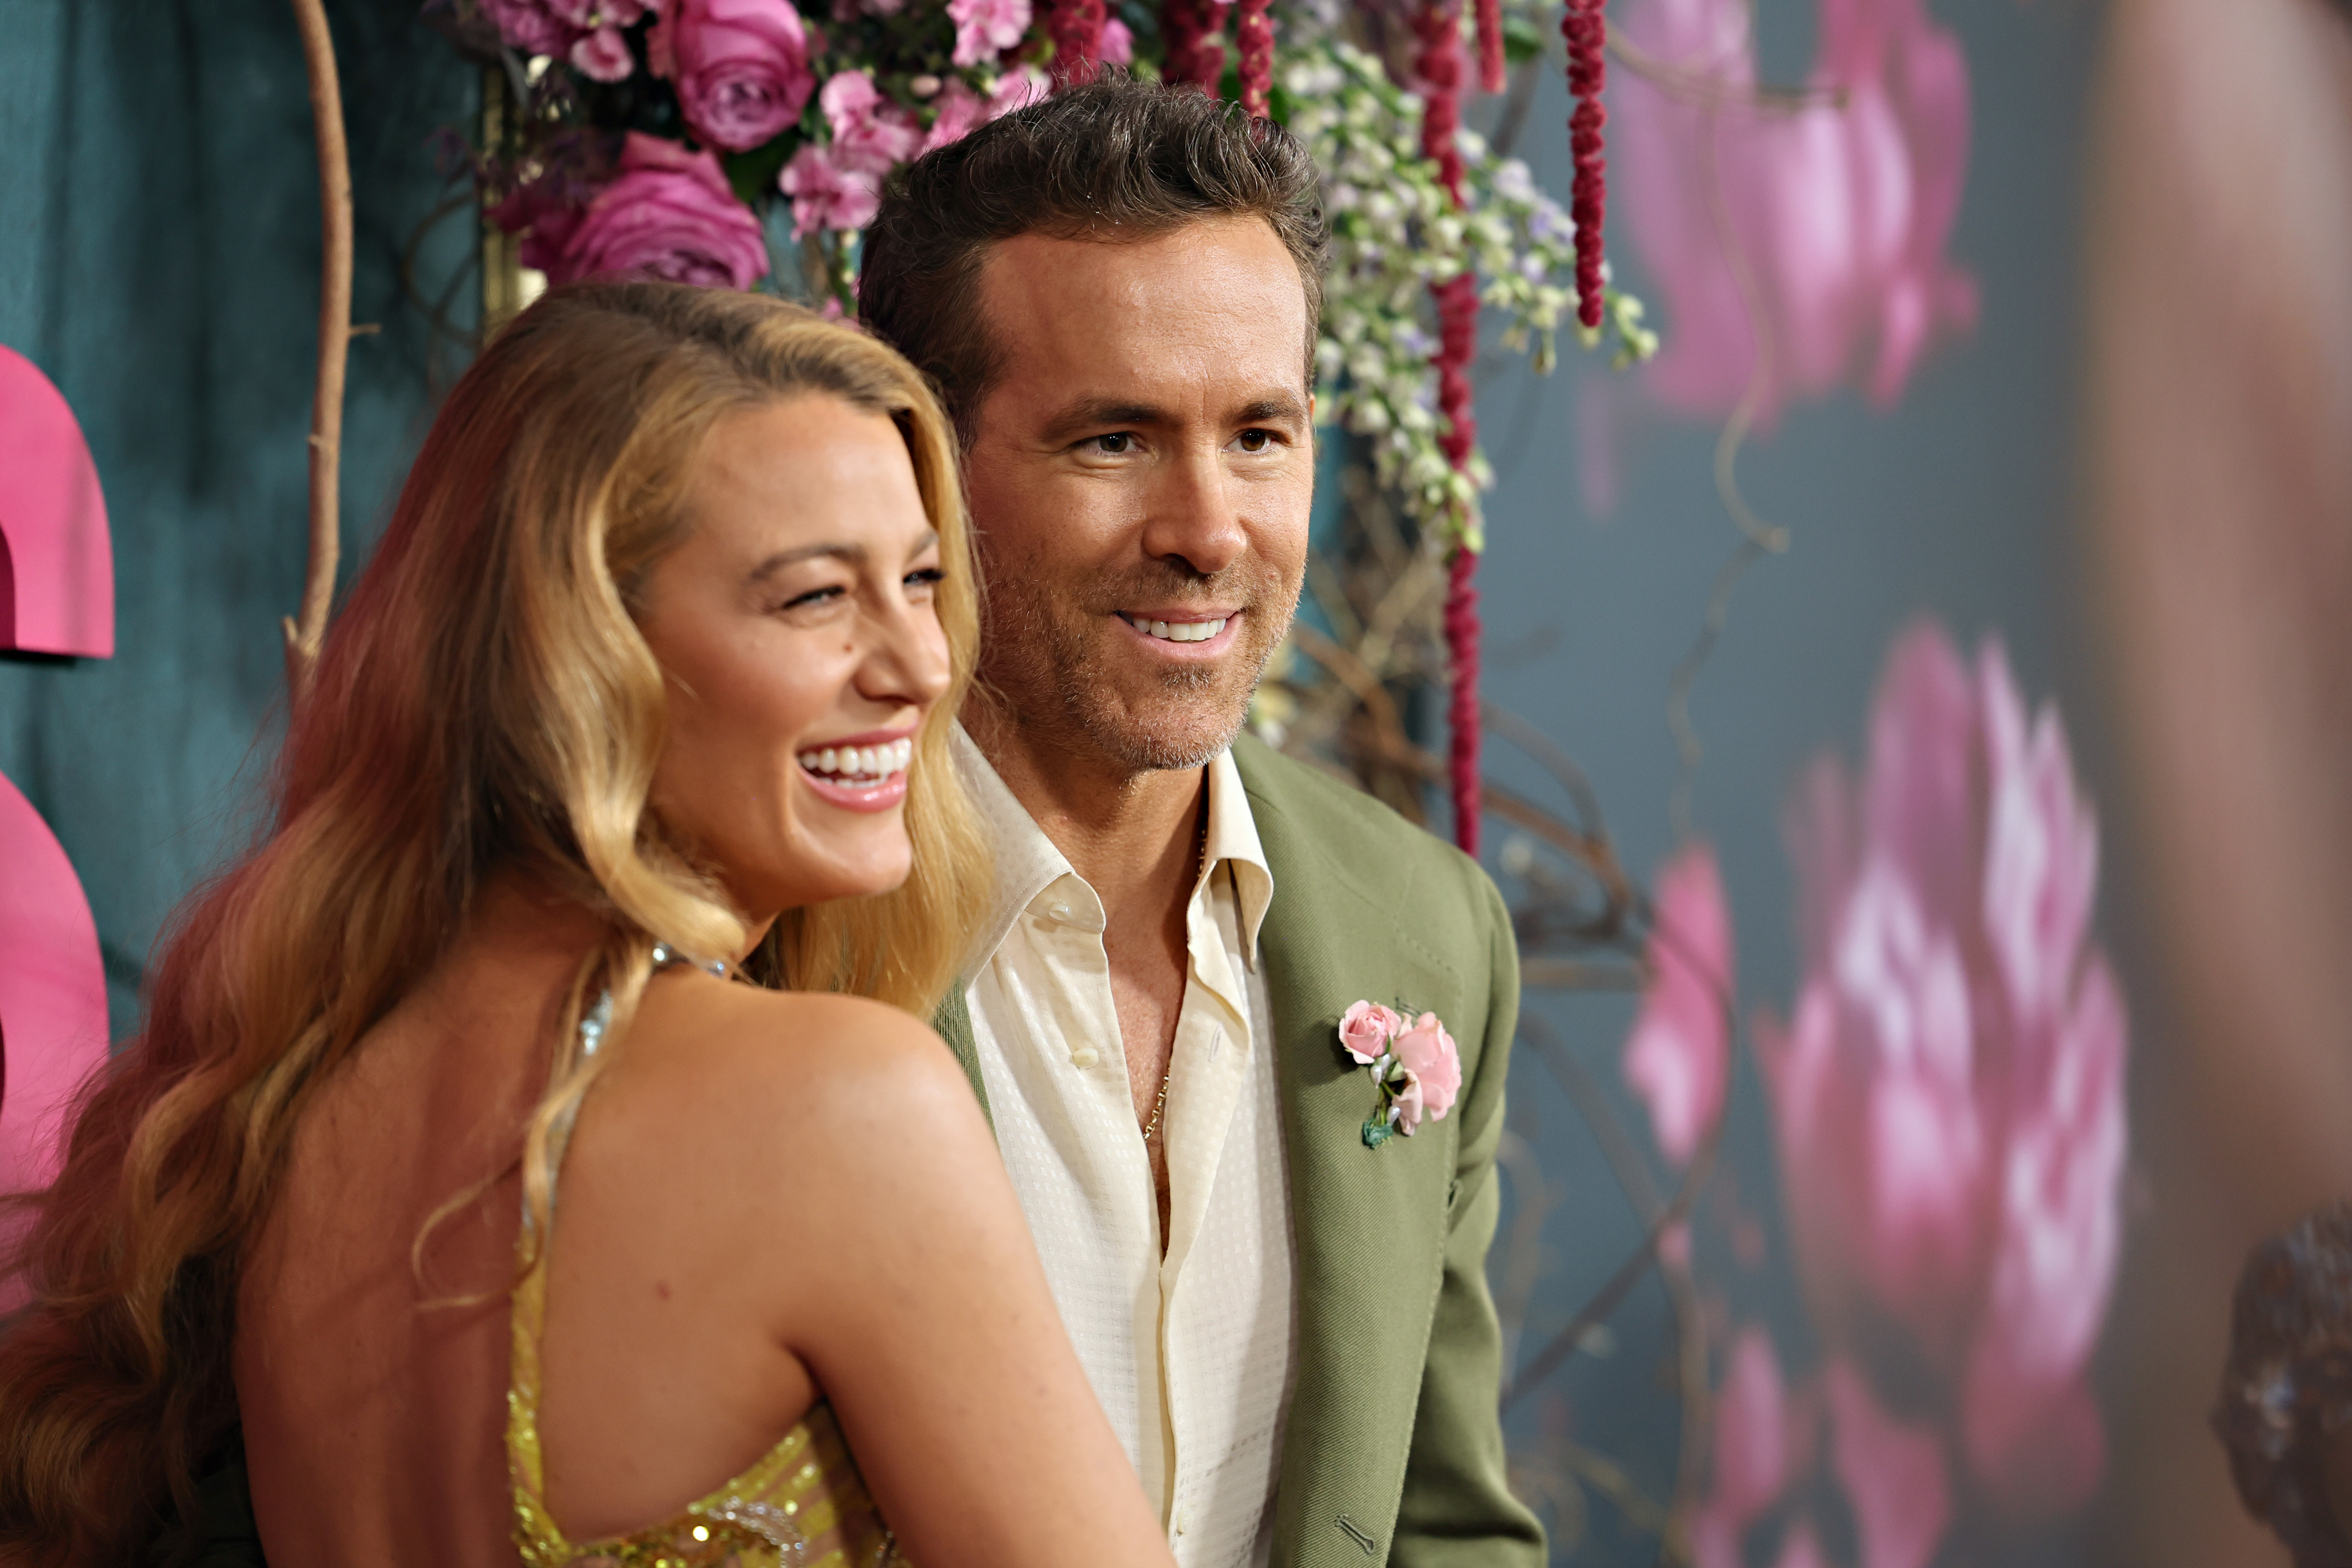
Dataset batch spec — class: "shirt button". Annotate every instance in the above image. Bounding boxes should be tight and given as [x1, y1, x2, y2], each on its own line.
[1069, 1046, 1100, 1069]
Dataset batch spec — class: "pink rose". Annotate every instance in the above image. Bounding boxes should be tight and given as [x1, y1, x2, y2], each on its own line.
[548, 132, 769, 289]
[1337, 999, 1402, 1065]
[1391, 1072, 1428, 1136]
[1390, 1012, 1461, 1131]
[780, 142, 883, 236]
[948, 0, 1032, 68]
[654, 0, 817, 152]
[819, 71, 924, 170]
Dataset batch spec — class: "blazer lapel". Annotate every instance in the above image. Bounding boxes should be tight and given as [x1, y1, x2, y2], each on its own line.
[1237, 739, 1465, 1567]
[930, 983, 993, 1132]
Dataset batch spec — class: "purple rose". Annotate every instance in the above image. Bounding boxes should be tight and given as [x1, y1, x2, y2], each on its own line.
[547, 132, 769, 289]
[652, 0, 817, 152]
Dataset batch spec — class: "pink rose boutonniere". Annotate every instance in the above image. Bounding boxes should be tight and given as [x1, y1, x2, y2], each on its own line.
[1338, 1000, 1462, 1147]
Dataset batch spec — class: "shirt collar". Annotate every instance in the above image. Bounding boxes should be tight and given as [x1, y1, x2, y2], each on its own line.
[950, 725, 1276, 973]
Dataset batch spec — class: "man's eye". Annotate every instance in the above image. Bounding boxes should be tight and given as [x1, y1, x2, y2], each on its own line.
[1236, 429, 1275, 453]
[1088, 432, 1134, 456]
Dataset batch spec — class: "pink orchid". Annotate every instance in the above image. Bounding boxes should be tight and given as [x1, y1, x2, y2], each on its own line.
[781, 142, 884, 236]
[1623, 841, 1734, 1165]
[820, 71, 925, 170]
[1759, 619, 2127, 1523]
[1611, 0, 1978, 430]
[544, 132, 770, 289]
[1390, 1012, 1461, 1131]
[1338, 999, 1403, 1065]
[949, 0, 1033, 68]
[654, 0, 817, 152]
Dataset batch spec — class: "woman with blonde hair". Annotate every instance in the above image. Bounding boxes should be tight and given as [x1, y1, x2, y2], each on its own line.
[0, 281, 1175, 1566]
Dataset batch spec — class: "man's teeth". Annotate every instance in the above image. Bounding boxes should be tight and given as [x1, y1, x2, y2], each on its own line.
[1124, 615, 1229, 644]
[796, 738, 914, 780]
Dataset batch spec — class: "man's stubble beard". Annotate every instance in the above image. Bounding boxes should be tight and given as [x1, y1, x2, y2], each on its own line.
[978, 564, 1300, 776]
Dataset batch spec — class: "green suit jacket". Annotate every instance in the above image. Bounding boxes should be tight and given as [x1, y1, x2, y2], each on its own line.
[937, 736, 1544, 1568]
[169, 736, 1543, 1568]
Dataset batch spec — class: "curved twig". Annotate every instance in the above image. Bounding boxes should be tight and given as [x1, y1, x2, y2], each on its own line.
[284, 0, 353, 702]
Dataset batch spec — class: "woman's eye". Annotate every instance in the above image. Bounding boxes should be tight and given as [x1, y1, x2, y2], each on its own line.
[904, 567, 945, 594]
[779, 585, 846, 612]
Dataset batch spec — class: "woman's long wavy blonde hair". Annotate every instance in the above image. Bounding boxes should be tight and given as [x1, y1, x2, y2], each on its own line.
[0, 280, 988, 1564]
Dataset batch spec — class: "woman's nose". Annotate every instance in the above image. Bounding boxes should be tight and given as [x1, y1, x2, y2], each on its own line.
[860, 596, 953, 710]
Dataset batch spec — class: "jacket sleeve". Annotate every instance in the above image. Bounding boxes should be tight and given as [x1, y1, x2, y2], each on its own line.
[1388, 868, 1547, 1567]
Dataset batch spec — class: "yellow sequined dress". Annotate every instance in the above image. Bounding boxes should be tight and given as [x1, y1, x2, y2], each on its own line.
[506, 980, 911, 1568]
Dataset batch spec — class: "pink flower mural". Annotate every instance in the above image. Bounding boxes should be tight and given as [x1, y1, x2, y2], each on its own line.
[1610, 0, 1978, 430]
[1624, 841, 1735, 1167]
[0, 346, 113, 659]
[1629, 621, 2127, 1565]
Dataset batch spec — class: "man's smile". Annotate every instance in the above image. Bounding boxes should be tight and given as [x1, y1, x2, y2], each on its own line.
[1116, 610, 1240, 655]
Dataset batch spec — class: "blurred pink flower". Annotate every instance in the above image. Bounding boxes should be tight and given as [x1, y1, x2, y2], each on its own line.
[485, 0, 648, 71]
[1612, 0, 1978, 429]
[1100, 15, 1134, 65]
[543, 132, 770, 288]
[654, 0, 817, 151]
[820, 71, 925, 169]
[1693, 1328, 1798, 1568]
[1624, 840, 1735, 1165]
[1759, 618, 2127, 1523]
[918, 66, 1050, 155]
[949, 0, 1033, 67]
[781, 142, 884, 235]
[1824, 1359, 1949, 1568]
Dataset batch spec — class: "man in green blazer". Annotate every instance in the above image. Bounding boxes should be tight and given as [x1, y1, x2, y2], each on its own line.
[859, 79, 1545, 1568]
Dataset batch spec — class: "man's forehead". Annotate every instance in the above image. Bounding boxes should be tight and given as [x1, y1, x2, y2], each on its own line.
[974, 218, 1313, 397]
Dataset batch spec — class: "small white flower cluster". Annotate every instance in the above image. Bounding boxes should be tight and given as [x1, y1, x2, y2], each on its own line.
[1285, 37, 1656, 548]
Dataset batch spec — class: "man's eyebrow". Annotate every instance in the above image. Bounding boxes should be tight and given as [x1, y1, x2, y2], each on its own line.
[1233, 392, 1311, 425]
[1038, 398, 1171, 442]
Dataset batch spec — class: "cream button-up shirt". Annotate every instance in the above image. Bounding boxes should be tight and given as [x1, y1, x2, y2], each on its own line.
[953, 728, 1298, 1568]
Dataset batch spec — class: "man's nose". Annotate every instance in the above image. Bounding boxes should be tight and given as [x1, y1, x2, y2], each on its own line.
[1140, 445, 1249, 579]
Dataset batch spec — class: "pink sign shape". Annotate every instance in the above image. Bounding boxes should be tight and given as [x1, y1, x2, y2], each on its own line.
[0, 770, 109, 1306]
[0, 343, 114, 658]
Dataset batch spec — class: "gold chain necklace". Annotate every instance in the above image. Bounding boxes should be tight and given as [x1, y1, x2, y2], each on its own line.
[1141, 802, 1211, 1147]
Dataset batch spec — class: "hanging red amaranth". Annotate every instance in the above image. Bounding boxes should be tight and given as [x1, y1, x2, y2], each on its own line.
[1475, 0, 1506, 94]
[1161, 0, 1227, 93]
[1047, 0, 1109, 87]
[1563, 0, 1608, 329]
[1236, 0, 1275, 116]
[1414, 0, 1485, 857]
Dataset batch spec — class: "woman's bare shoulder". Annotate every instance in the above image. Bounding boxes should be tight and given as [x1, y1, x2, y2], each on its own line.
[608, 978, 985, 1165]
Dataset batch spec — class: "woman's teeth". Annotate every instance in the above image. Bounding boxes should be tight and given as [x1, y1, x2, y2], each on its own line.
[796, 738, 914, 780]
[1124, 615, 1228, 644]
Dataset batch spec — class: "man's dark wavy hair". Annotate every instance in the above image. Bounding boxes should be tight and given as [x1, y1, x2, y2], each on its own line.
[857, 75, 1329, 440]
